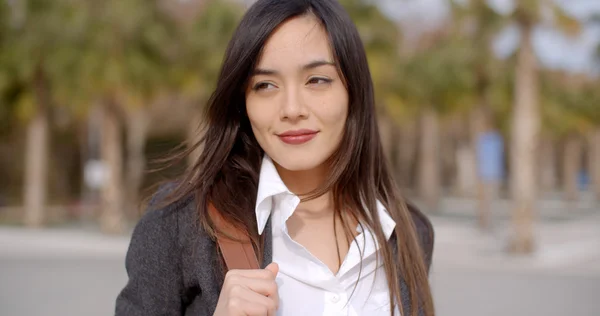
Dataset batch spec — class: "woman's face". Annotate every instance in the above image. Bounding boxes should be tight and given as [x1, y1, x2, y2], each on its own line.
[245, 14, 349, 172]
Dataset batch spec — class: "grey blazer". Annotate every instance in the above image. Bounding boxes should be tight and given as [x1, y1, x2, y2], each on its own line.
[115, 190, 434, 316]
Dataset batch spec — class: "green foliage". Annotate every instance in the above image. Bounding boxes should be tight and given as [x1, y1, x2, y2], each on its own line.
[551, 5, 581, 35]
[512, 0, 580, 34]
[340, 0, 401, 112]
[0, 0, 9, 109]
[0, 0, 80, 123]
[55, 0, 178, 112]
[341, 0, 399, 55]
[541, 73, 600, 137]
[0, 0, 595, 139]
[394, 34, 475, 116]
[451, 0, 507, 83]
[513, 0, 542, 25]
[170, 0, 244, 102]
[487, 57, 516, 135]
[388, 0, 505, 122]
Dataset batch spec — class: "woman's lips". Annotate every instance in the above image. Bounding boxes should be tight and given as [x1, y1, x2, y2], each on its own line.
[277, 129, 318, 145]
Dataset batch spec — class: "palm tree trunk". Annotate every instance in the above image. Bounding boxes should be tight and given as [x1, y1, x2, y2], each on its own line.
[456, 143, 476, 197]
[24, 108, 50, 227]
[395, 120, 417, 191]
[379, 114, 395, 166]
[441, 118, 457, 192]
[24, 68, 50, 227]
[125, 109, 149, 220]
[509, 24, 540, 254]
[539, 136, 558, 193]
[589, 128, 600, 201]
[563, 136, 582, 202]
[418, 106, 440, 212]
[100, 101, 125, 233]
[470, 104, 487, 184]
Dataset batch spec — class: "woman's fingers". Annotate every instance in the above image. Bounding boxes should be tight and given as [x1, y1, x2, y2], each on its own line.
[214, 263, 281, 316]
[229, 275, 278, 298]
[264, 262, 279, 277]
[228, 285, 278, 316]
[227, 266, 277, 280]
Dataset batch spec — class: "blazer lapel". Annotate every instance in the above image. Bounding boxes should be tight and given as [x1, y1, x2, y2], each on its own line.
[261, 215, 273, 268]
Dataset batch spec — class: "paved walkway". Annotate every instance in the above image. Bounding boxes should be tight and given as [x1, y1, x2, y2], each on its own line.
[1, 208, 599, 316]
[2, 208, 599, 273]
[0, 226, 129, 258]
[430, 213, 600, 275]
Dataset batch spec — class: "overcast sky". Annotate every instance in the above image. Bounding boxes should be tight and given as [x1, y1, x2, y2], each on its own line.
[379, 0, 600, 75]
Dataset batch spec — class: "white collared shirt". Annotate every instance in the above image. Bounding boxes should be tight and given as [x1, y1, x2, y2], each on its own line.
[255, 155, 400, 316]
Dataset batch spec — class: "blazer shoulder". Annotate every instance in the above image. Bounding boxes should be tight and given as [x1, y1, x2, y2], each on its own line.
[130, 184, 201, 254]
[406, 201, 434, 272]
[141, 183, 197, 225]
[116, 185, 197, 315]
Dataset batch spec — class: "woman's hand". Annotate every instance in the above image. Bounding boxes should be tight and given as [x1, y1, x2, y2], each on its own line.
[213, 262, 280, 316]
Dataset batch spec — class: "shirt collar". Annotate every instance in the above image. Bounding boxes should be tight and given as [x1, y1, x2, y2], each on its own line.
[254, 155, 396, 239]
[255, 155, 291, 235]
[374, 200, 396, 240]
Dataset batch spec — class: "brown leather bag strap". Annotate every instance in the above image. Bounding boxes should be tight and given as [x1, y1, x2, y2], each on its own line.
[208, 203, 260, 270]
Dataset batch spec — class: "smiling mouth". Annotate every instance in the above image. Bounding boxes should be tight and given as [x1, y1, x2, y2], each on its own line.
[277, 129, 319, 145]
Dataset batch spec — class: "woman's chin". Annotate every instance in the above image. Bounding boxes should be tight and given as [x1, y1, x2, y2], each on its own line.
[271, 155, 327, 173]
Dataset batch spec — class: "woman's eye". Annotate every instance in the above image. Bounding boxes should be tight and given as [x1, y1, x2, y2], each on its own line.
[253, 82, 276, 91]
[307, 77, 332, 85]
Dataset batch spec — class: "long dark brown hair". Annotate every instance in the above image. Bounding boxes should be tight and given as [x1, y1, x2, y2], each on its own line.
[158, 0, 434, 315]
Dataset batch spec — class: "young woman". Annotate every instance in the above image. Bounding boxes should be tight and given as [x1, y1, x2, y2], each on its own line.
[115, 0, 435, 315]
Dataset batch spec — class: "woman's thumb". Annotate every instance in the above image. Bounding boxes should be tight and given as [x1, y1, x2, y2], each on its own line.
[265, 262, 279, 278]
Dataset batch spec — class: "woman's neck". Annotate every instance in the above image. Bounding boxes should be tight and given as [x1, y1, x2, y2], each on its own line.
[274, 161, 356, 274]
[274, 161, 328, 195]
[274, 162, 333, 216]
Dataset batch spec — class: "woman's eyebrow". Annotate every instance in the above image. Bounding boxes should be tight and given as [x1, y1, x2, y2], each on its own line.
[251, 68, 277, 76]
[251, 59, 336, 76]
[302, 60, 336, 70]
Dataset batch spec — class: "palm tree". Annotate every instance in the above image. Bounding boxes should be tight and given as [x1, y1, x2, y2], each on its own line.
[541, 72, 597, 203]
[590, 121, 600, 203]
[593, 102, 600, 199]
[166, 0, 243, 166]
[451, 0, 505, 182]
[57, 0, 177, 232]
[508, 1, 580, 253]
[394, 28, 474, 212]
[591, 29, 600, 202]
[1, 0, 78, 227]
[581, 80, 600, 202]
[340, 0, 405, 167]
[450, 0, 508, 229]
[509, 4, 542, 253]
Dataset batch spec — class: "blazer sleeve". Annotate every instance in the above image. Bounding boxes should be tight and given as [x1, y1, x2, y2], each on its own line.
[407, 202, 435, 273]
[115, 198, 184, 315]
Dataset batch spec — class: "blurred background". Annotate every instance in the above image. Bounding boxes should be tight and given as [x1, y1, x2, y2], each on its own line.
[0, 0, 599, 315]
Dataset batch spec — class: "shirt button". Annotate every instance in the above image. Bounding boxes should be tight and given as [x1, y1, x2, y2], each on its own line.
[331, 295, 340, 303]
